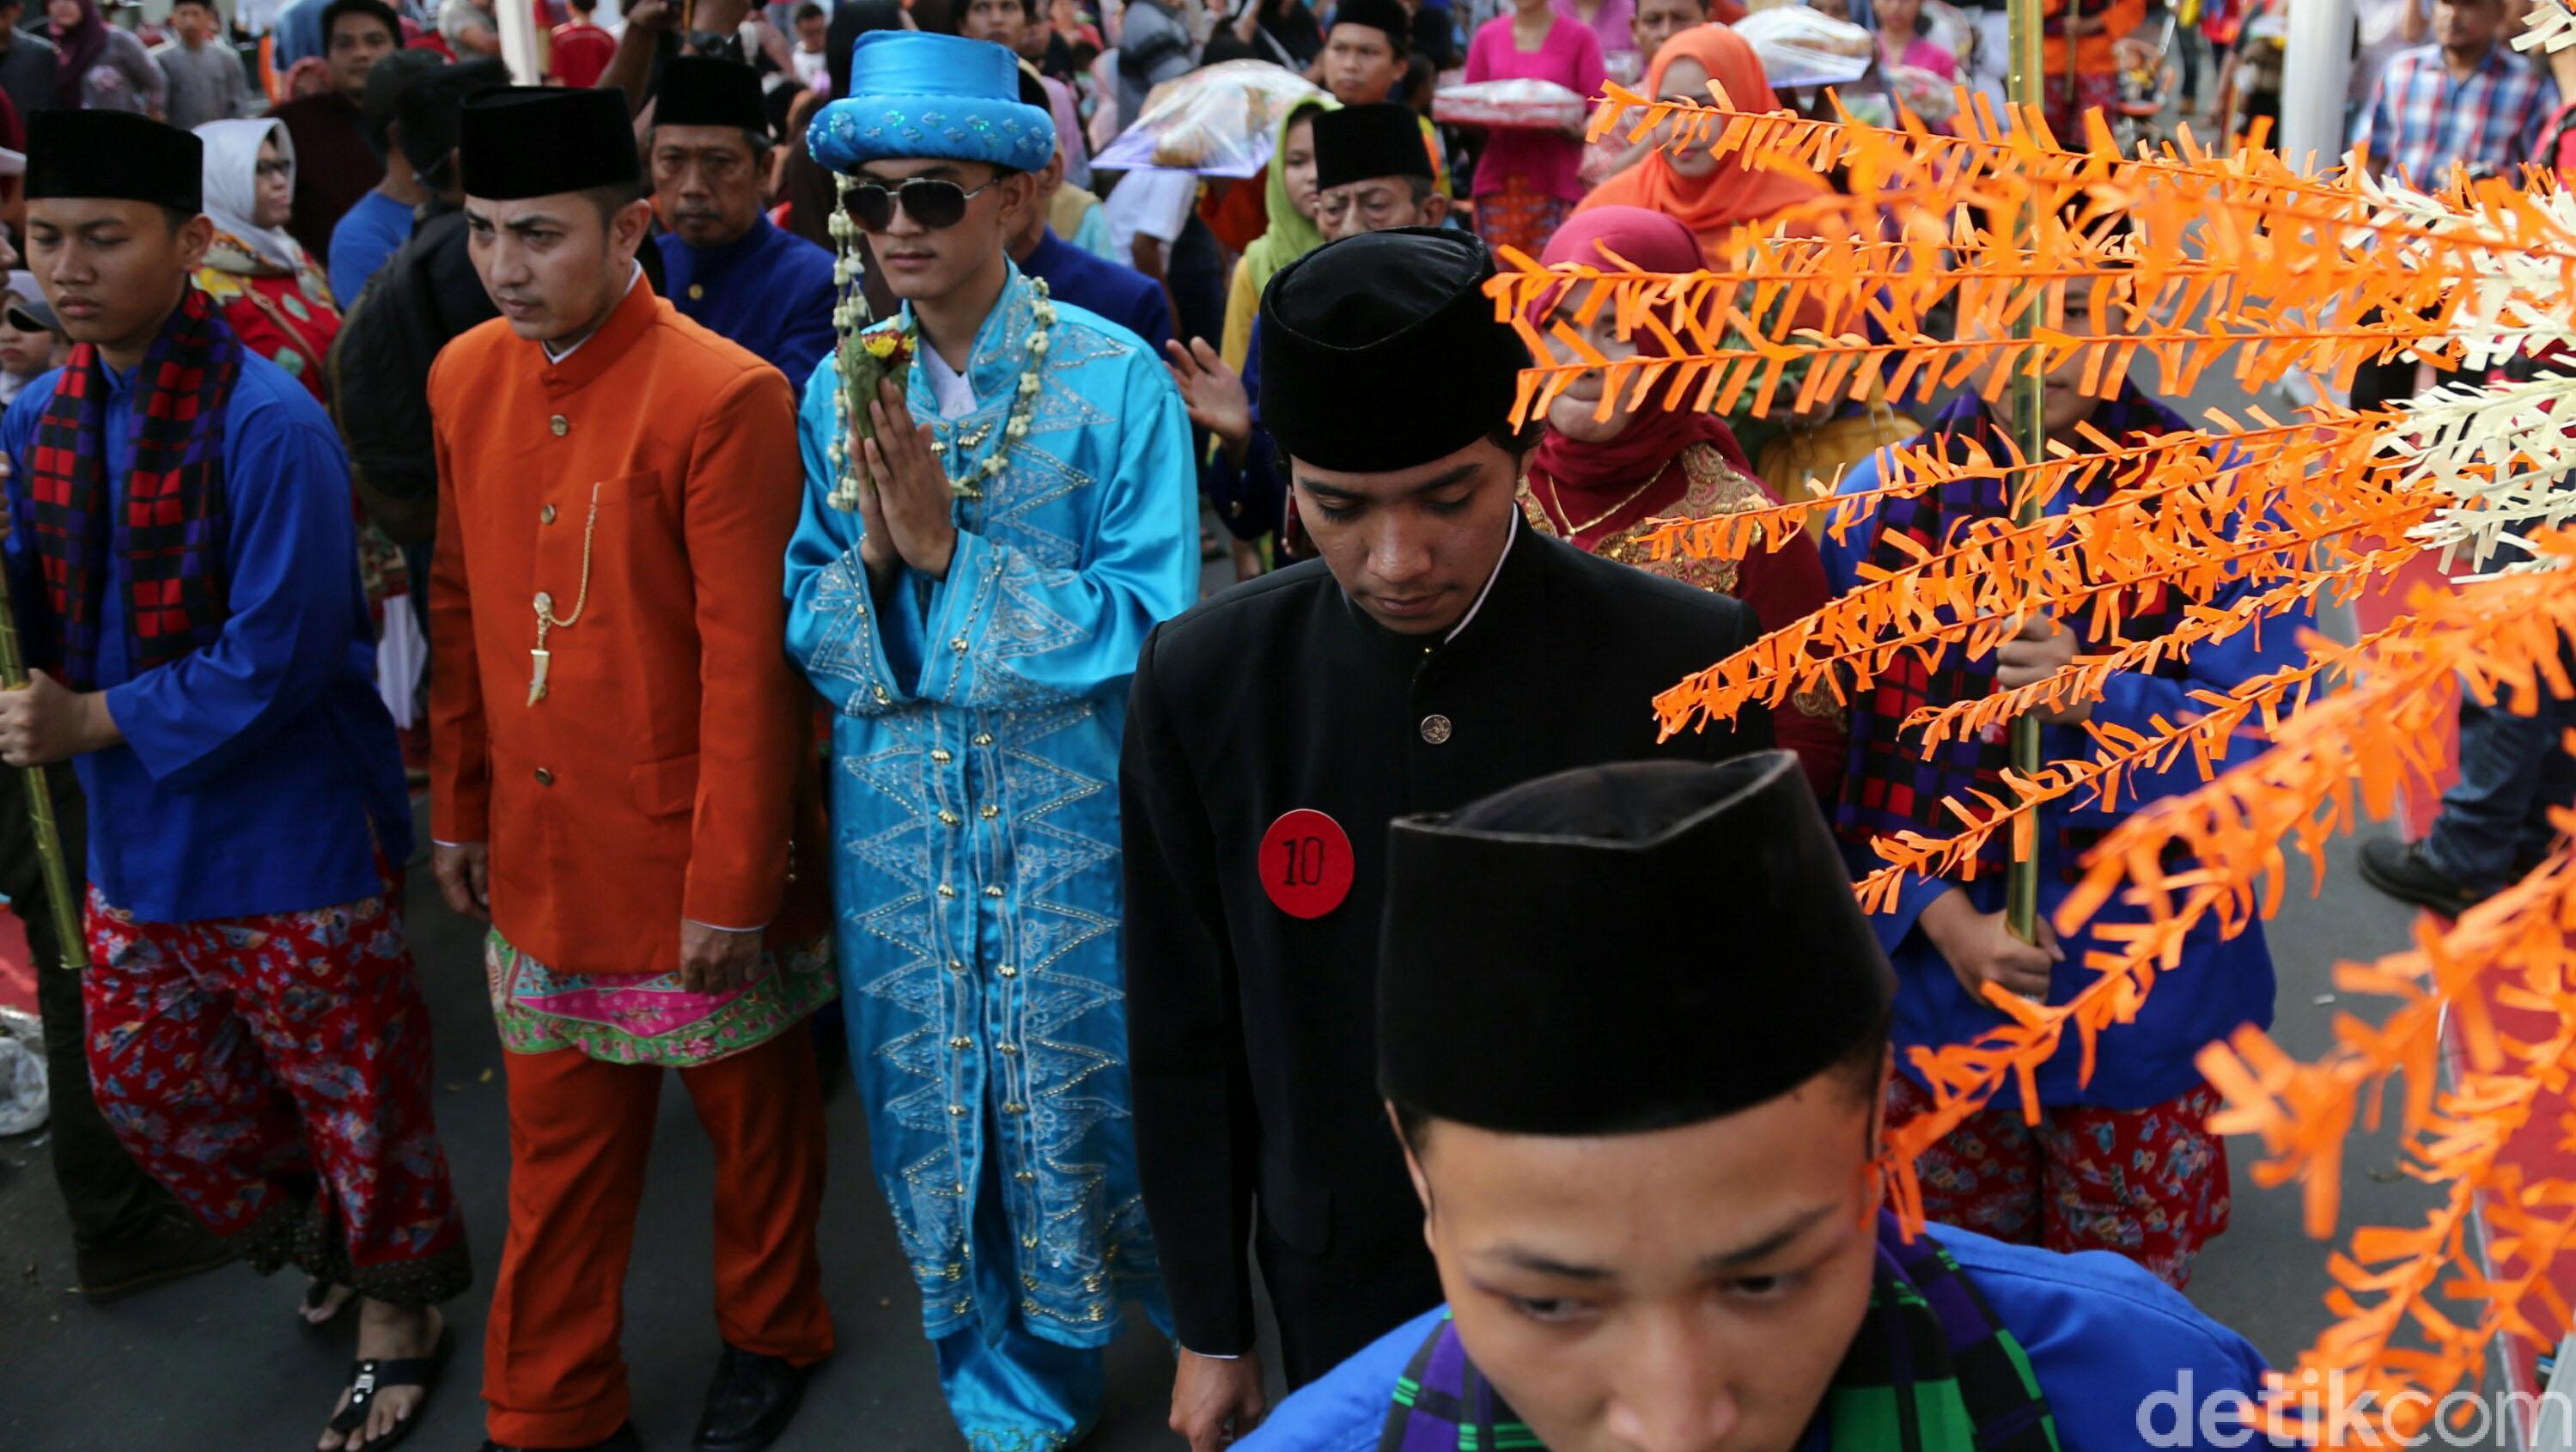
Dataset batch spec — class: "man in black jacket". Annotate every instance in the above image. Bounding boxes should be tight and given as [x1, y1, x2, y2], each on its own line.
[1121, 228, 1775, 1452]
[331, 60, 506, 551]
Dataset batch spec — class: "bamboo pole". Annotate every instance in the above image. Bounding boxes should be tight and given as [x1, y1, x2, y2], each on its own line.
[2006, 0, 2049, 945]
[0, 562, 85, 972]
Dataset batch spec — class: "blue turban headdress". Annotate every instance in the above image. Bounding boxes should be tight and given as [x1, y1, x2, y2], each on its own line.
[807, 31, 1057, 174]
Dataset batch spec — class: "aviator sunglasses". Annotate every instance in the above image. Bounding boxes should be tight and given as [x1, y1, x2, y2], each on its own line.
[841, 175, 1002, 232]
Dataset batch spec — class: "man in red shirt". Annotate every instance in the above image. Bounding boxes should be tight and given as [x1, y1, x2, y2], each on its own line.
[265, 0, 399, 265]
[551, 0, 616, 88]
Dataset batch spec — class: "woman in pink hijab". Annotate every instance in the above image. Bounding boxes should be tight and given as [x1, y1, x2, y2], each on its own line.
[1520, 204, 1846, 799]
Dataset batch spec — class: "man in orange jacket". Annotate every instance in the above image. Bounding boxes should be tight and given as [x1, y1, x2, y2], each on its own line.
[426, 84, 834, 1452]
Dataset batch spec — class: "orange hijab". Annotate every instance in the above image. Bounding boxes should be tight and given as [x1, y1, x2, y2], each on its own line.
[1573, 24, 1830, 264]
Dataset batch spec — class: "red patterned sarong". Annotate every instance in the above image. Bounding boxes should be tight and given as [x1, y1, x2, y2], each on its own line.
[2041, 70, 2124, 146]
[1473, 174, 1575, 259]
[81, 879, 470, 1304]
[1885, 1071, 2230, 1290]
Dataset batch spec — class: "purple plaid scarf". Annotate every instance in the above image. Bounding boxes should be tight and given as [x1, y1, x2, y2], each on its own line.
[1834, 383, 2193, 873]
[25, 285, 243, 690]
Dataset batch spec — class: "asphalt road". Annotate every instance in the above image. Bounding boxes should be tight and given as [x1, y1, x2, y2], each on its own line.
[0, 524, 2497, 1452]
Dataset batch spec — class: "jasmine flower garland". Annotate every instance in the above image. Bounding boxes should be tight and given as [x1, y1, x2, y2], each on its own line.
[824, 173, 1057, 512]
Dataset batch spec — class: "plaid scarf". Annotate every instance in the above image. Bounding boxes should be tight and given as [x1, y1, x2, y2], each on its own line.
[25, 285, 244, 690]
[1375, 1211, 2061, 1452]
[1834, 385, 2193, 875]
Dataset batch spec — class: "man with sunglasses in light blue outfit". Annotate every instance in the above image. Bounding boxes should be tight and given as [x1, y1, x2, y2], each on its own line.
[781, 28, 1198, 1452]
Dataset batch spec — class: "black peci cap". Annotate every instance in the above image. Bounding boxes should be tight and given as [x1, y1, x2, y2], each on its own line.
[27, 109, 201, 213]
[459, 86, 642, 201]
[1257, 228, 1526, 474]
[1379, 755, 1895, 1137]
[1328, 0, 1409, 49]
[654, 55, 771, 139]
[1312, 103, 1433, 192]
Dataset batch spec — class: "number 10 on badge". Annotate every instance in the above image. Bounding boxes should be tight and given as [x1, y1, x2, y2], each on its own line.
[1260, 808, 1355, 919]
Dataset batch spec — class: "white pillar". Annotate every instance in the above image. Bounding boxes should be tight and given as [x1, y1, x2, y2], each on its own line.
[2281, 0, 2357, 174]
[500, 0, 545, 85]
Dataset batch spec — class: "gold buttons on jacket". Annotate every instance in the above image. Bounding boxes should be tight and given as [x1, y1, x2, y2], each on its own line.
[534, 767, 556, 785]
[947, 1035, 972, 1050]
[937, 810, 960, 827]
[936, 883, 956, 899]
[979, 805, 998, 821]
[996, 1040, 1018, 1055]
[1420, 714, 1453, 745]
[1014, 1170, 1034, 1183]
[687, 284, 705, 300]
[1003, 1101, 1026, 1115]
[983, 885, 1004, 899]
[930, 747, 953, 763]
[972, 733, 994, 746]
[997, 963, 1018, 979]
[549, 415, 569, 436]
[946, 958, 965, 973]
[948, 1104, 967, 1118]
[951, 635, 970, 652]
[872, 685, 891, 704]
[540, 503, 557, 524]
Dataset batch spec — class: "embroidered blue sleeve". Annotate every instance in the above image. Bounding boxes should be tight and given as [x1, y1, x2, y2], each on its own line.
[783, 354, 927, 716]
[910, 344, 1198, 709]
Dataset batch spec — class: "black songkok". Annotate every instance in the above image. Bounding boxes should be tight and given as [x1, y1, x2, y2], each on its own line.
[1258, 227, 1525, 473]
[27, 109, 201, 213]
[1328, 0, 1409, 50]
[460, 87, 642, 202]
[1312, 103, 1432, 192]
[1379, 754, 1895, 1137]
[655, 56, 771, 140]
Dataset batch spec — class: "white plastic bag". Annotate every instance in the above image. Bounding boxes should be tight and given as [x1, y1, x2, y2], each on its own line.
[1733, 6, 1876, 90]
[1093, 59, 1327, 177]
[0, 1007, 46, 1137]
[1434, 77, 1588, 131]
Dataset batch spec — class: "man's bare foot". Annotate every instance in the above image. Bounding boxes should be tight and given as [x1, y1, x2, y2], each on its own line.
[300, 1278, 356, 1327]
[317, 1301, 444, 1451]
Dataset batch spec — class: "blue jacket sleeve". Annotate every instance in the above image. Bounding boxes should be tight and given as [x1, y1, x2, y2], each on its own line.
[1, 388, 45, 673]
[913, 350, 1197, 707]
[1205, 327, 1286, 542]
[101, 412, 368, 791]
[1134, 282, 1175, 357]
[782, 355, 930, 716]
[775, 263, 842, 399]
[1948, 1230, 2272, 1451]
[2065, 444, 2316, 815]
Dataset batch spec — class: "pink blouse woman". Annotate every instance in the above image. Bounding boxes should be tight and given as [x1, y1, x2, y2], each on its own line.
[1465, 0, 1605, 256]
[1874, 0, 1959, 78]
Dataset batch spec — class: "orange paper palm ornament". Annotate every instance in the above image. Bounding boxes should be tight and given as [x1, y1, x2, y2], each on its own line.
[1501, 15, 2576, 1437]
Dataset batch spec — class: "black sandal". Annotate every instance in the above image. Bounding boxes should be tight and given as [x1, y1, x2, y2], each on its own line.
[326, 1323, 454, 1452]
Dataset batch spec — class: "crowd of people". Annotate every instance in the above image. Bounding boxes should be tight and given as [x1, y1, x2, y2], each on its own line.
[0, 3, 2567, 1452]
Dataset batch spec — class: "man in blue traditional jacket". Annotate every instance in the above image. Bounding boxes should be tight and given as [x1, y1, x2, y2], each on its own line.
[0, 108, 467, 1452]
[1819, 265, 2299, 1290]
[651, 56, 838, 388]
[1246, 753, 2269, 1452]
[1006, 70, 1171, 352]
[782, 30, 1197, 1452]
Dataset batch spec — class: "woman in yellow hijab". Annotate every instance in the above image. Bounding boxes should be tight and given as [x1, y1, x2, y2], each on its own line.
[1218, 94, 1339, 369]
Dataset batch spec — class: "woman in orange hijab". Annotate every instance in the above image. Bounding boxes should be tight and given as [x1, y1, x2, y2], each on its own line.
[1573, 23, 1830, 263]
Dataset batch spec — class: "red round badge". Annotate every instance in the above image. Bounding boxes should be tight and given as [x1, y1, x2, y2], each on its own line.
[1259, 809, 1355, 919]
